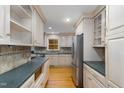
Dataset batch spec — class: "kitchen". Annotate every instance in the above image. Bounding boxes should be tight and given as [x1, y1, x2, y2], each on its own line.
[0, 5, 124, 88]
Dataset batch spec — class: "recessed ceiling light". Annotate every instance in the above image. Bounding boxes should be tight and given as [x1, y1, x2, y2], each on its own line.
[48, 27, 52, 30]
[51, 32, 54, 34]
[65, 18, 71, 22]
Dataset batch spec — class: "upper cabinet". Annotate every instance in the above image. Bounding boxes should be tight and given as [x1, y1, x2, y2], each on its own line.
[10, 5, 33, 46]
[60, 36, 73, 47]
[33, 8, 44, 47]
[108, 6, 124, 31]
[75, 21, 83, 35]
[0, 6, 10, 45]
[93, 9, 106, 47]
[0, 5, 45, 47]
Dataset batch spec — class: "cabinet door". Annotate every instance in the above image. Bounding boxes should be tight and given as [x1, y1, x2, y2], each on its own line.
[20, 74, 34, 88]
[0, 6, 10, 44]
[75, 21, 83, 35]
[66, 36, 72, 47]
[41, 60, 49, 88]
[109, 6, 124, 30]
[33, 9, 44, 46]
[60, 36, 66, 47]
[85, 70, 104, 88]
[107, 37, 124, 87]
[65, 54, 72, 66]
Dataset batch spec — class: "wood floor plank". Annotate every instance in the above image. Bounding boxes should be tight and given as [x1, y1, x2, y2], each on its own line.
[45, 66, 76, 88]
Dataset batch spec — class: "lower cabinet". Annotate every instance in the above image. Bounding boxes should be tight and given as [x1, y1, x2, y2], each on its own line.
[20, 74, 35, 88]
[47, 54, 72, 66]
[83, 64, 105, 88]
[58, 54, 72, 66]
[20, 60, 49, 88]
[106, 80, 119, 88]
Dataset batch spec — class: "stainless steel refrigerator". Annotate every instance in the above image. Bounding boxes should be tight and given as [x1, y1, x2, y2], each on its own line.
[72, 34, 83, 88]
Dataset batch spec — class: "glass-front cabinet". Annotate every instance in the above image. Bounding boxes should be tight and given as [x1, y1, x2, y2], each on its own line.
[93, 9, 106, 47]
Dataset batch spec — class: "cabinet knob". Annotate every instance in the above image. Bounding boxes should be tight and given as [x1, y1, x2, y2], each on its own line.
[6, 33, 10, 36]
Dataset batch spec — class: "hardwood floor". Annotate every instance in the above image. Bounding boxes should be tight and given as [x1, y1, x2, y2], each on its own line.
[45, 66, 76, 88]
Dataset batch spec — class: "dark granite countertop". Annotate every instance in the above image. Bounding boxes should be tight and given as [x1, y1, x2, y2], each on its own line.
[84, 61, 105, 76]
[0, 57, 48, 88]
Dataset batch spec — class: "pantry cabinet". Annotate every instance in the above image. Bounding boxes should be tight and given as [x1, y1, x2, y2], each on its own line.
[106, 5, 124, 88]
[108, 6, 124, 30]
[93, 9, 106, 47]
[106, 37, 124, 87]
[33, 9, 44, 47]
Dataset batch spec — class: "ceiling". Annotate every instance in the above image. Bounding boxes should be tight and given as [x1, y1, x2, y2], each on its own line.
[40, 5, 98, 33]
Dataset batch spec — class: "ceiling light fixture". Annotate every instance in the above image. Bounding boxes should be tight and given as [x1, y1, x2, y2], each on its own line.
[65, 18, 71, 22]
[48, 27, 52, 30]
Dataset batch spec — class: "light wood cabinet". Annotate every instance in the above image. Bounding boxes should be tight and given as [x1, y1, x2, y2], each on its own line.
[93, 9, 106, 47]
[33, 9, 44, 47]
[83, 64, 105, 88]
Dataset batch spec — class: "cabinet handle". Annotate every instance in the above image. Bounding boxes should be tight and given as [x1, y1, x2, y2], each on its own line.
[88, 77, 92, 80]
[6, 33, 10, 36]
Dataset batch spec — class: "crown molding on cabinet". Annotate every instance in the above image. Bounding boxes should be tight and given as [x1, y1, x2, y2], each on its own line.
[73, 13, 93, 29]
[73, 5, 106, 29]
[32, 5, 47, 24]
[91, 5, 106, 18]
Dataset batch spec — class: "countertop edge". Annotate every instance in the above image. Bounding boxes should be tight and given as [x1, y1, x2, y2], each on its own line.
[84, 61, 105, 76]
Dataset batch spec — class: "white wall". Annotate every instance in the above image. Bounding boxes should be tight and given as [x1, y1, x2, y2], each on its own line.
[75, 18, 102, 61]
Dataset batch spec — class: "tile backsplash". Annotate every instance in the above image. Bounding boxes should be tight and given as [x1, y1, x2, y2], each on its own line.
[0, 46, 31, 74]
